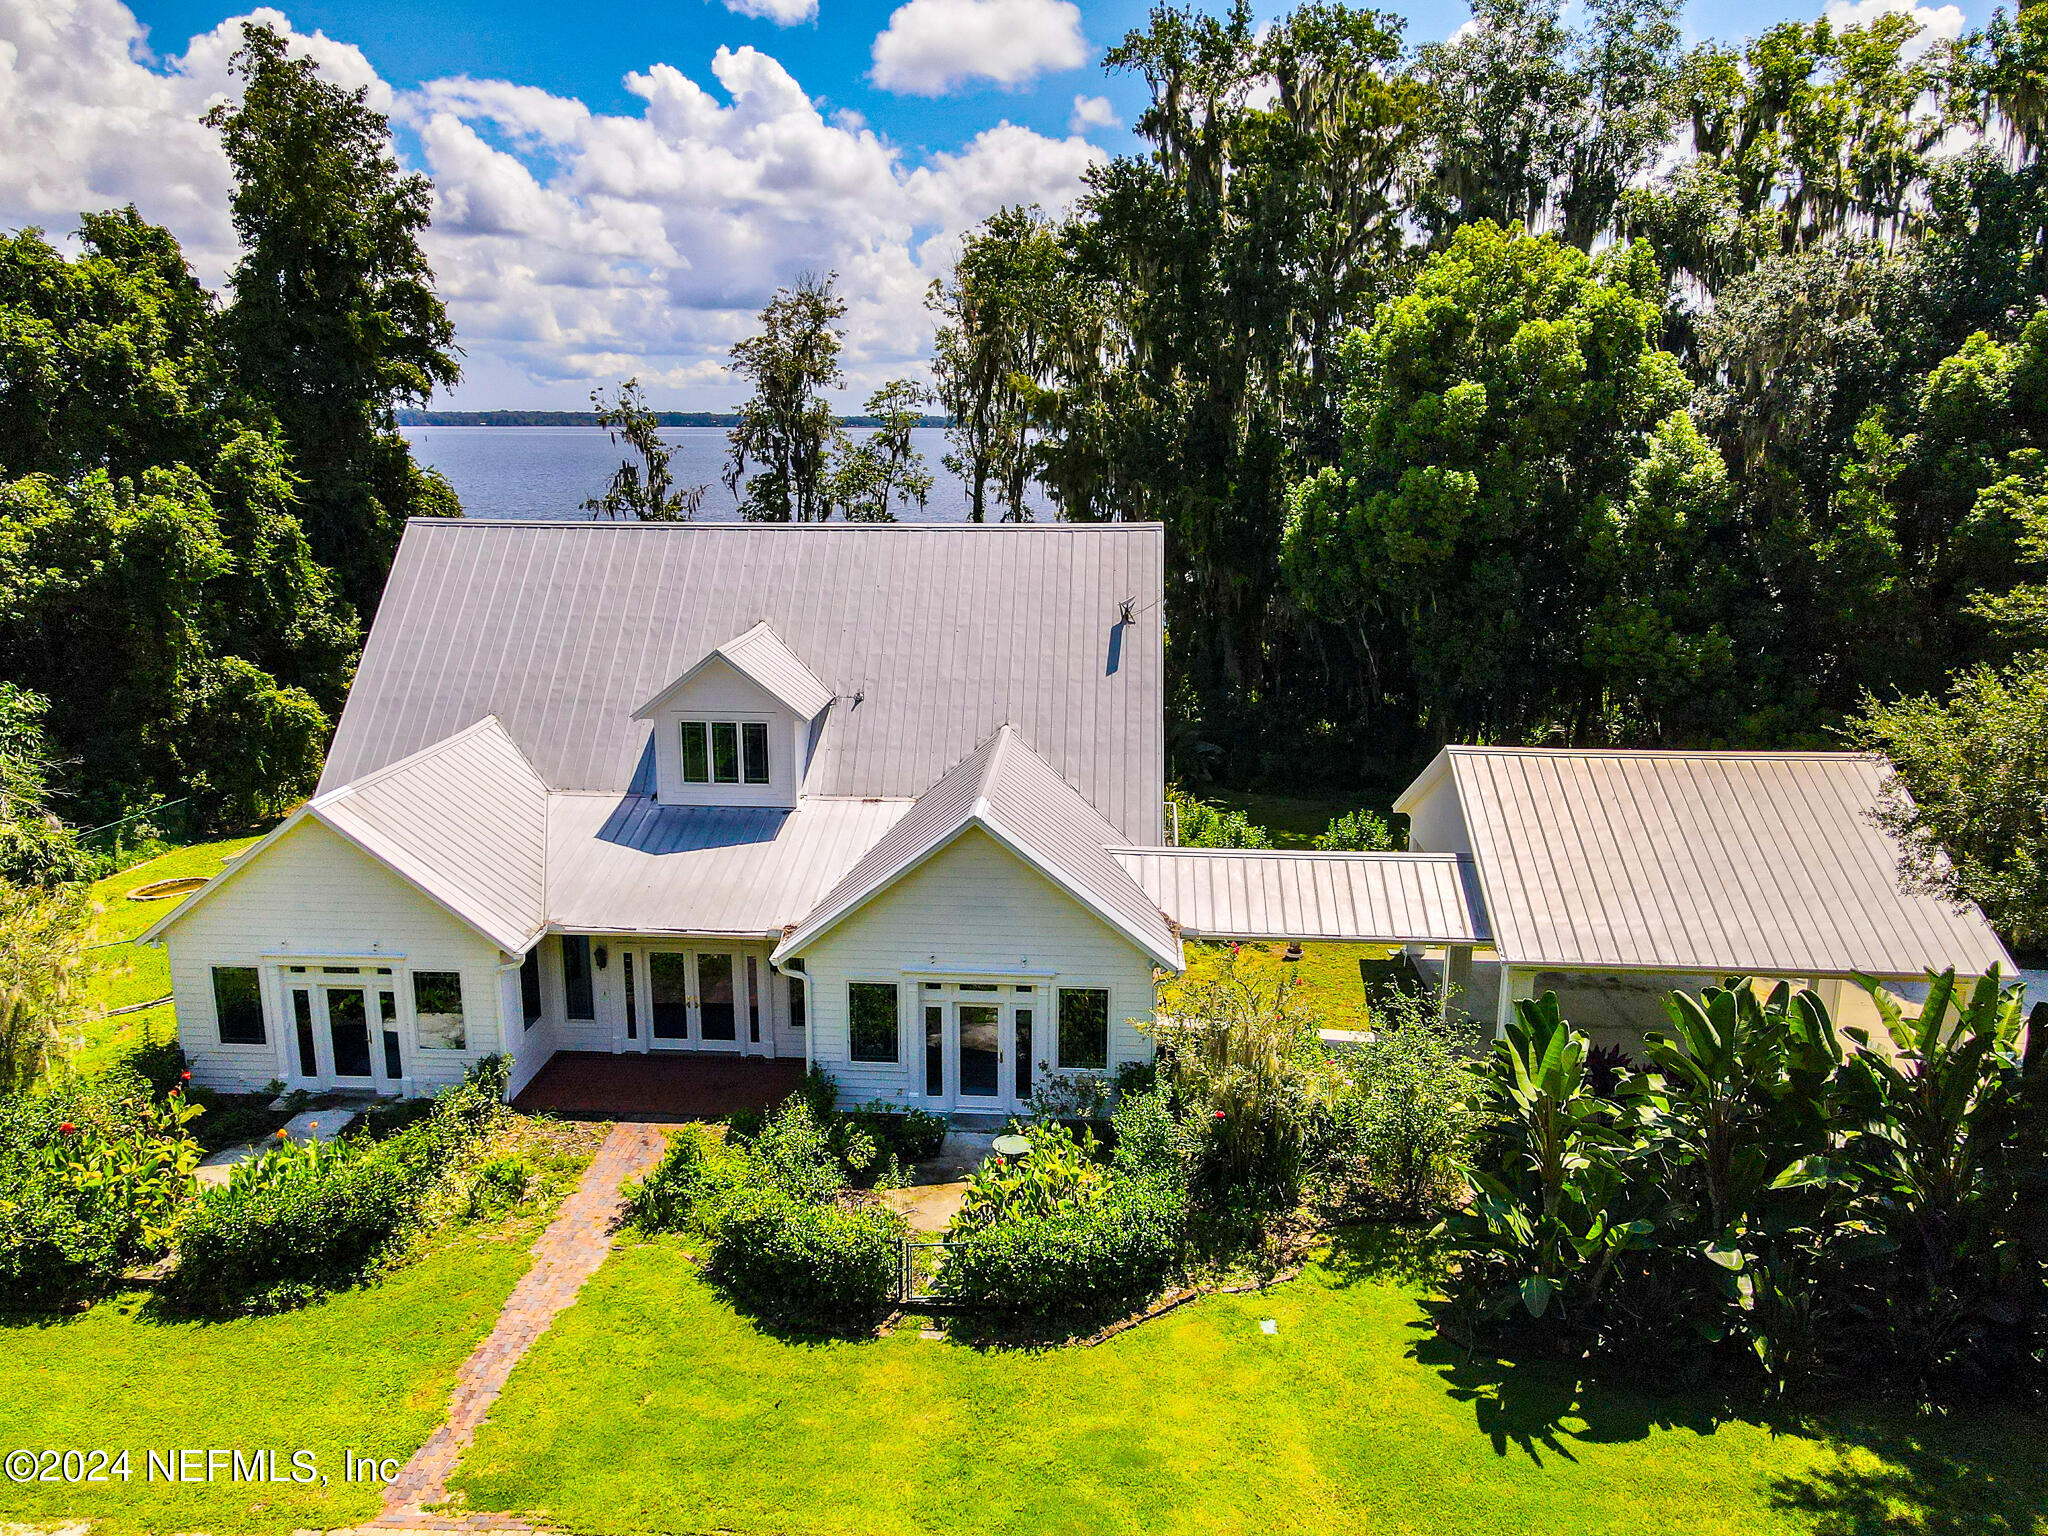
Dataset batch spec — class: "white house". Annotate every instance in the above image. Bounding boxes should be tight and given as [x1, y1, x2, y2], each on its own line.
[143, 520, 2016, 1115]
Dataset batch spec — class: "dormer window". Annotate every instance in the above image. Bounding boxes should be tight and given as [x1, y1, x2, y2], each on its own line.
[681, 720, 771, 785]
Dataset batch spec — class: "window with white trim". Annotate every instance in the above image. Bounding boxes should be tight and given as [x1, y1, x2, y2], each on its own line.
[680, 720, 771, 785]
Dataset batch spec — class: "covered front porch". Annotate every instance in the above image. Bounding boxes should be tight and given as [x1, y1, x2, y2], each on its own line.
[512, 1050, 808, 1120]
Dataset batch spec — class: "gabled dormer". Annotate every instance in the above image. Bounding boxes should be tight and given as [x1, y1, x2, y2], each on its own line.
[632, 621, 834, 809]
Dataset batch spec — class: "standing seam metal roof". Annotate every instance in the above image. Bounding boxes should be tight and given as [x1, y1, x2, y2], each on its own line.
[773, 725, 1182, 969]
[1417, 747, 2015, 976]
[1113, 849, 1489, 944]
[322, 521, 1165, 843]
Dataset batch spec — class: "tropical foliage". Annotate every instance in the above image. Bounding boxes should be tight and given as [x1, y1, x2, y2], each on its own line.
[1438, 974, 2048, 1399]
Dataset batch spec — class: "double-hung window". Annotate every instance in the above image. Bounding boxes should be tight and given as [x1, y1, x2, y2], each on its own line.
[681, 720, 771, 785]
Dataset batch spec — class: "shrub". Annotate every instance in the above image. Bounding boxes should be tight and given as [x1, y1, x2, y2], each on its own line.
[1151, 947, 1338, 1208]
[845, 1106, 947, 1163]
[706, 1188, 904, 1327]
[1313, 994, 1478, 1219]
[934, 1172, 1186, 1328]
[1312, 808, 1397, 851]
[626, 1125, 737, 1232]
[1166, 787, 1272, 849]
[1109, 1083, 1187, 1183]
[1436, 972, 2048, 1401]
[955, 1122, 1104, 1231]
[463, 1154, 531, 1220]
[163, 1057, 509, 1314]
[0, 1070, 201, 1304]
[164, 1139, 416, 1314]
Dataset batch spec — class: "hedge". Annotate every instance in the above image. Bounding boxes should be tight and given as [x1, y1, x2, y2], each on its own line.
[933, 1173, 1186, 1327]
[706, 1187, 904, 1326]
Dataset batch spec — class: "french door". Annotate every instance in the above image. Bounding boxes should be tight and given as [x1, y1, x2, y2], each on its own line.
[284, 979, 405, 1091]
[923, 986, 1038, 1111]
[642, 949, 744, 1052]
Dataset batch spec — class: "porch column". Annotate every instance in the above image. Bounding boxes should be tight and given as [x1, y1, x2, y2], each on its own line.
[1442, 944, 1474, 1022]
[1493, 963, 1519, 1040]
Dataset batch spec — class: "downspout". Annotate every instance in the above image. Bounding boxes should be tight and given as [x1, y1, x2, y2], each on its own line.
[771, 947, 813, 1078]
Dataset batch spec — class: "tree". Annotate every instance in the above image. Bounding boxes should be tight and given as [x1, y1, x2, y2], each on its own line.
[0, 214, 355, 823]
[0, 687, 92, 888]
[583, 379, 705, 521]
[1845, 654, 2048, 950]
[208, 22, 462, 618]
[1283, 223, 1707, 744]
[724, 273, 847, 523]
[831, 380, 934, 522]
[0, 877, 92, 1093]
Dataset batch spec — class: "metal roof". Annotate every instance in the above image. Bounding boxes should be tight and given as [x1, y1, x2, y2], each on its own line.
[774, 725, 1182, 970]
[144, 717, 551, 953]
[630, 619, 835, 722]
[322, 521, 1165, 842]
[1403, 747, 2016, 977]
[310, 717, 550, 953]
[546, 794, 911, 936]
[1114, 849, 1489, 945]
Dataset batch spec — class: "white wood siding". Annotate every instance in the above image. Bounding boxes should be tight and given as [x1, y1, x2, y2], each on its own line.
[163, 819, 509, 1096]
[797, 827, 1158, 1106]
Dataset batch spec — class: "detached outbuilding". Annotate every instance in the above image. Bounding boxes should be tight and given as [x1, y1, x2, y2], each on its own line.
[1394, 746, 2017, 1045]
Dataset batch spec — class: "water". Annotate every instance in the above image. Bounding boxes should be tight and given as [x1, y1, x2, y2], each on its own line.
[403, 424, 988, 522]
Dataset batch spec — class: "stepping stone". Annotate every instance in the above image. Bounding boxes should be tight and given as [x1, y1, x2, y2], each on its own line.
[195, 1108, 361, 1187]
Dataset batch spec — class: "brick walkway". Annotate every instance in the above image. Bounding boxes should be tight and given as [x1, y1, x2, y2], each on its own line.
[354, 1121, 669, 1532]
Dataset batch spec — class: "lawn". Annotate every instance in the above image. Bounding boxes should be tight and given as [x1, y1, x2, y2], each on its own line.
[1170, 938, 1395, 1027]
[0, 1219, 532, 1532]
[72, 832, 265, 1079]
[449, 1233, 2048, 1536]
[0, 1115, 603, 1534]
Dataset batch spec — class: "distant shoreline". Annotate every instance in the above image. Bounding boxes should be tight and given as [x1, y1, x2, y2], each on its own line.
[398, 410, 952, 428]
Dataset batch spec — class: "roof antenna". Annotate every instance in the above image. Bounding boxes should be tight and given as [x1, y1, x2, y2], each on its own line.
[1119, 597, 1136, 626]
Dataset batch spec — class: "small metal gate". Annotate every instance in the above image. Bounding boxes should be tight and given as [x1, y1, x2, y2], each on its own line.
[901, 1239, 953, 1304]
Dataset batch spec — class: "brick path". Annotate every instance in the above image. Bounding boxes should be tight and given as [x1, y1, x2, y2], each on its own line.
[353, 1121, 669, 1533]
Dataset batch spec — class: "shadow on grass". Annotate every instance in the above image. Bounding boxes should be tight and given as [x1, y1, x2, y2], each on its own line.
[1768, 1418, 2048, 1536]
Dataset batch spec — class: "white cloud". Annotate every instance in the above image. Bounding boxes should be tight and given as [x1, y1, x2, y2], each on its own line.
[869, 0, 1087, 96]
[1068, 94, 1118, 134]
[0, 2, 1107, 406]
[0, 0, 382, 284]
[1822, 0, 1965, 53]
[715, 0, 818, 26]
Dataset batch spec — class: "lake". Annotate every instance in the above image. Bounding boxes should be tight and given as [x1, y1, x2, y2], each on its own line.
[403, 424, 1007, 522]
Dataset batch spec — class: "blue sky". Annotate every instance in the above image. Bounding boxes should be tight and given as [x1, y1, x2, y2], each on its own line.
[2, 0, 1998, 407]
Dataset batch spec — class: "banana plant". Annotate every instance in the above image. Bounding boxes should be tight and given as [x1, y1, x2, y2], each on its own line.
[1441, 993, 1652, 1322]
[1835, 967, 2048, 1383]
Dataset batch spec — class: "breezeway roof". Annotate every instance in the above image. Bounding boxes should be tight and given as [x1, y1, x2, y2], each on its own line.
[1114, 849, 1488, 945]
[1397, 747, 2016, 978]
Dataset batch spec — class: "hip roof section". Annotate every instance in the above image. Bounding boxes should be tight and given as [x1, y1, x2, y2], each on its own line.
[1406, 746, 2015, 977]
[322, 521, 1166, 843]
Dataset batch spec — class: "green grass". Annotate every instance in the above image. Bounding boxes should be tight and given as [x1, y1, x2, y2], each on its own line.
[1171, 939, 1394, 1027]
[449, 1233, 2047, 1536]
[71, 832, 265, 1079]
[0, 1220, 533, 1532]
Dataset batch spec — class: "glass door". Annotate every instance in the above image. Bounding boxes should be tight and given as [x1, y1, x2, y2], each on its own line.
[325, 987, 374, 1082]
[639, 949, 745, 1051]
[647, 951, 691, 1047]
[952, 1000, 1008, 1110]
[694, 951, 741, 1051]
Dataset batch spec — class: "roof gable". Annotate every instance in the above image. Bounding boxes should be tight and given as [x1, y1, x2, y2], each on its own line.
[631, 620, 834, 722]
[145, 717, 550, 954]
[1409, 746, 2014, 977]
[320, 522, 1166, 842]
[774, 725, 1181, 969]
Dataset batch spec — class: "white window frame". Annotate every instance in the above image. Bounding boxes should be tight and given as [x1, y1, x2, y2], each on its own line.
[679, 714, 774, 787]
[1053, 981, 1115, 1073]
[845, 977, 905, 1067]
